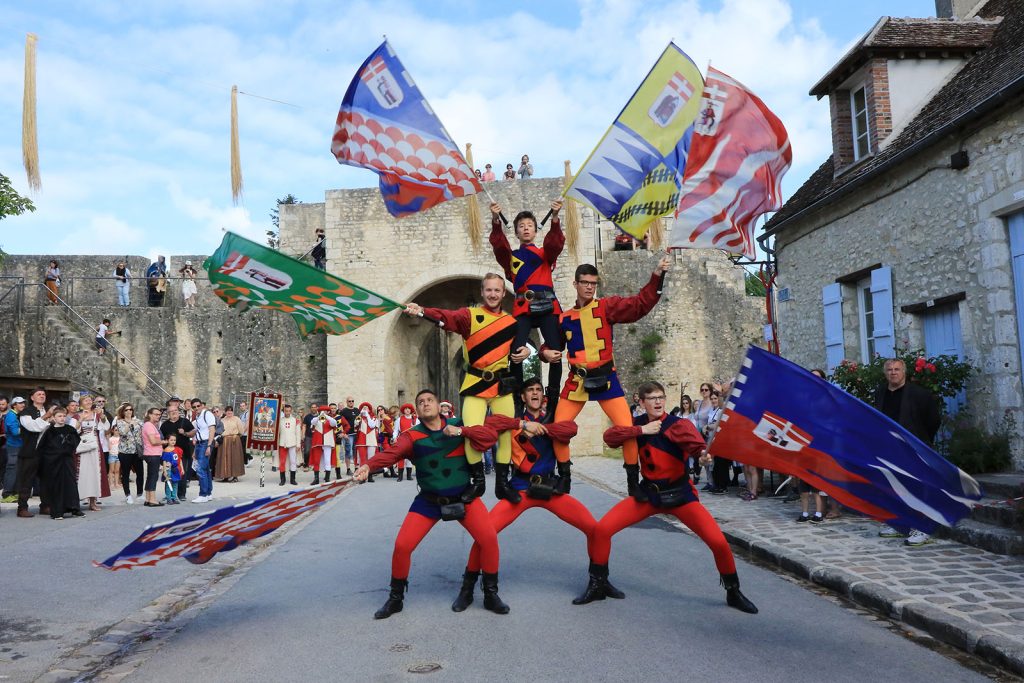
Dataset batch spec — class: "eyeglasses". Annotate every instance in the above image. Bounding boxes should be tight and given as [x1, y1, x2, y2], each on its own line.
[643, 395, 666, 401]
[701, 388, 710, 392]
[576, 280, 598, 288]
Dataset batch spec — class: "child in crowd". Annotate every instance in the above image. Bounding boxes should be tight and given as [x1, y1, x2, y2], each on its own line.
[37, 406, 84, 520]
[162, 434, 184, 504]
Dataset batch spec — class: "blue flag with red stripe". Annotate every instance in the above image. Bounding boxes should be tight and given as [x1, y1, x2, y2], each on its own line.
[709, 346, 981, 532]
[331, 41, 482, 217]
[93, 481, 352, 570]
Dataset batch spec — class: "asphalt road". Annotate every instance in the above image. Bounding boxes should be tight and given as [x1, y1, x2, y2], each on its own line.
[100, 479, 990, 683]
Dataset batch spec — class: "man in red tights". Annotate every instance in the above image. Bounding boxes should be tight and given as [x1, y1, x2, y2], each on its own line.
[354, 389, 508, 619]
[578, 380, 758, 614]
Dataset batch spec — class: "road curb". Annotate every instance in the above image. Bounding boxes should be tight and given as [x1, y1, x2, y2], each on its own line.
[576, 468, 1024, 678]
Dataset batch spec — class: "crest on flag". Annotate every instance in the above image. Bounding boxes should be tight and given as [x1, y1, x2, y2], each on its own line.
[649, 71, 696, 128]
[331, 41, 481, 217]
[752, 411, 811, 452]
[361, 56, 404, 109]
[565, 42, 704, 240]
[217, 252, 292, 291]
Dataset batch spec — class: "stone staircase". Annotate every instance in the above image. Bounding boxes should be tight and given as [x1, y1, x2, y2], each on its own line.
[933, 472, 1024, 555]
[41, 307, 161, 408]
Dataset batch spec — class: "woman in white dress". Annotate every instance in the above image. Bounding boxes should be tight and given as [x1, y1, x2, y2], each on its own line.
[73, 395, 109, 511]
[179, 261, 198, 308]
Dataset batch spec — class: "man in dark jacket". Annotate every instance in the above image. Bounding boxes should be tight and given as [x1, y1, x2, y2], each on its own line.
[875, 357, 942, 546]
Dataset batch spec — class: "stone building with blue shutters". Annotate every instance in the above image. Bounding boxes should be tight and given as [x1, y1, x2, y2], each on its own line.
[762, 0, 1024, 466]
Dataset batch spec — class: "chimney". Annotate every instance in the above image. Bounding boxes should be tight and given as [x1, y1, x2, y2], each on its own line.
[935, 0, 980, 19]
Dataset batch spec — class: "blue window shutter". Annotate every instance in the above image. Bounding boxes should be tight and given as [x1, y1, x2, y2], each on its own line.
[870, 266, 895, 358]
[822, 283, 844, 372]
[1010, 212, 1024, 390]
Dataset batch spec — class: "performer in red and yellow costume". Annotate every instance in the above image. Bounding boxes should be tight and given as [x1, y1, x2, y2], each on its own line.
[541, 256, 671, 467]
[404, 273, 529, 502]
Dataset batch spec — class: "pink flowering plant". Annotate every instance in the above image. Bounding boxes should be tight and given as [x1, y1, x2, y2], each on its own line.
[829, 348, 975, 412]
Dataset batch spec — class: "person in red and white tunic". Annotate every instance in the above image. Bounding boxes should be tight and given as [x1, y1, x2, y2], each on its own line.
[392, 403, 419, 482]
[309, 407, 337, 485]
[277, 404, 302, 487]
[354, 402, 378, 481]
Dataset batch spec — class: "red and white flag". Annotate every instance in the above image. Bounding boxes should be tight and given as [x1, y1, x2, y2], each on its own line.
[668, 67, 791, 259]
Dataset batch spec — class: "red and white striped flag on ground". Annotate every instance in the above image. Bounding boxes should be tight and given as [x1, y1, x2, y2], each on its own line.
[668, 67, 791, 260]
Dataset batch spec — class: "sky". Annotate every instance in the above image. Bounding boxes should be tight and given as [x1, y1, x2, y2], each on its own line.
[0, 0, 939, 259]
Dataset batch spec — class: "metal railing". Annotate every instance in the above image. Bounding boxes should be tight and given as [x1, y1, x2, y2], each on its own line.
[20, 283, 173, 401]
[56, 274, 214, 310]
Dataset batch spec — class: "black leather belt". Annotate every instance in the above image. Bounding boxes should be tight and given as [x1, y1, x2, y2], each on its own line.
[570, 360, 614, 378]
[466, 366, 512, 382]
[419, 490, 460, 505]
[517, 288, 555, 303]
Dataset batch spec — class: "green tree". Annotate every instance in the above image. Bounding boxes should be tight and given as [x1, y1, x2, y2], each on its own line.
[268, 193, 299, 249]
[744, 271, 766, 297]
[0, 172, 35, 221]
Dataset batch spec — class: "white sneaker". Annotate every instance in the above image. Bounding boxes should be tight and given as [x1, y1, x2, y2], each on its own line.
[125, 495, 134, 505]
[878, 524, 907, 538]
[191, 495, 208, 503]
[905, 530, 934, 546]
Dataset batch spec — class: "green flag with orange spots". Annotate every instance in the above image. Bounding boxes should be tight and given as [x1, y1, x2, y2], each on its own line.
[203, 232, 401, 337]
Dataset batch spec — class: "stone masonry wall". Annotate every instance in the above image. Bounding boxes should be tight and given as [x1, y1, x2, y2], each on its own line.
[773, 104, 1024, 465]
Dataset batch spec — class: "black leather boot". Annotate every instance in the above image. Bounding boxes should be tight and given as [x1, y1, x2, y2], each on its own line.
[289, 471, 297, 486]
[279, 472, 286, 486]
[624, 464, 648, 503]
[573, 562, 620, 604]
[450, 570, 479, 612]
[335, 467, 342, 480]
[312, 472, 320, 485]
[397, 467, 404, 482]
[406, 467, 413, 480]
[481, 572, 509, 614]
[324, 470, 331, 482]
[461, 461, 486, 503]
[721, 573, 758, 614]
[374, 577, 408, 619]
[493, 463, 521, 503]
[555, 461, 572, 495]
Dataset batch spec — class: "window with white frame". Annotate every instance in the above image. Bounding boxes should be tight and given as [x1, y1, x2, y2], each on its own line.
[850, 85, 871, 161]
[857, 278, 877, 362]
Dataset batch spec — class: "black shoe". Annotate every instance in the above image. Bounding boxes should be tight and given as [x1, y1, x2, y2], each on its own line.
[312, 473, 320, 485]
[406, 467, 413, 480]
[711, 488, 727, 495]
[397, 468, 404, 482]
[279, 473, 287, 486]
[335, 467, 342, 480]
[70, 509, 85, 517]
[346, 467, 353, 475]
[573, 562, 616, 605]
[374, 578, 408, 620]
[481, 572, 509, 615]
[451, 570, 479, 613]
[290, 472, 297, 486]
[796, 513, 810, 523]
[721, 573, 758, 614]
[783, 492, 800, 503]
[324, 471, 331, 483]
[809, 514, 824, 525]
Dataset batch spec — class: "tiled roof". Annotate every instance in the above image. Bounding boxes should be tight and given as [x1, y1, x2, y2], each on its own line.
[767, 0, 1023, 235]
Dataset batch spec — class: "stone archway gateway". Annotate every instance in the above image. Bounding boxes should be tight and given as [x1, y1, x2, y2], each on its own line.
[277, 176, 763, 455]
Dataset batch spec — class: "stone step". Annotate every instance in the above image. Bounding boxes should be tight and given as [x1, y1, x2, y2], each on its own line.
[975, 472, 1024, 500]
[971, 496, 1024, 530]
[934, 518, 1024, 556]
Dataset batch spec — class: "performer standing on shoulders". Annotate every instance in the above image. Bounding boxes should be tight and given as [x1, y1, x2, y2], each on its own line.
[404, 274, 528, 502]
[451, 377, 608, 611]
[542, 256, 671, 470]
[579, 380, 757, 614]
[277, 404, 302, 486]
[489, 200, 566, 416]
[354, 389, 507, 619]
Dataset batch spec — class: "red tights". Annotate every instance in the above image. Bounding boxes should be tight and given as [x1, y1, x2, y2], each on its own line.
[391, 499, 498, 579]
[591, 498, 736, 574]
[466, 495, 597, 572]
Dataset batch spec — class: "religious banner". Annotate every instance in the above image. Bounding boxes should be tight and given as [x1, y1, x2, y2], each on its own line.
[565, 42, 704, 240]
[247, 391, 282, 451]
[708, 347, 982, 532]
[203, 231, 402, 337]
[94, 480, 352, 570]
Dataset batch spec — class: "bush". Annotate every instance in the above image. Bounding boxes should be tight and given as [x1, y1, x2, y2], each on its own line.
[939, 412, 1015, 474]
[829, 348, 975, 411]
[639, 332, 663, 367]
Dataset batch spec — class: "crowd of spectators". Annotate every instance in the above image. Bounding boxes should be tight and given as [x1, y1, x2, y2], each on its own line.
[474, 154, 534, 183]
[41, 256, 201, 310]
